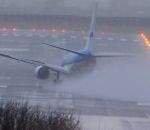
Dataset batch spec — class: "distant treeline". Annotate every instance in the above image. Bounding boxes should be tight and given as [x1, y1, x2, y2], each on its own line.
[1, 15, 150, 25]
[0, 15, 150, 33]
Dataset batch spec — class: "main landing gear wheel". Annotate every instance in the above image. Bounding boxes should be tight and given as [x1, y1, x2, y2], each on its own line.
[53, 72, 62, 83]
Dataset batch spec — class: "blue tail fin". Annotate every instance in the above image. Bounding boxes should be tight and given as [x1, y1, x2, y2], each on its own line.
[84, 2, 97, 51]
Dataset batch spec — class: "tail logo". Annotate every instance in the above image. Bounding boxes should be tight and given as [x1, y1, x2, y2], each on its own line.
[90, 32, 94, 38]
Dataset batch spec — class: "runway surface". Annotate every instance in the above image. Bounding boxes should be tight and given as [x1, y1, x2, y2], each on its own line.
[1, 30, 150, 129]
[0, 30, 149, 99]
[0, 30, 150, 107]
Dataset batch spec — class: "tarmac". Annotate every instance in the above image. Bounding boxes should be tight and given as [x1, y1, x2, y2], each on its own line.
[0, 29, 150, 129]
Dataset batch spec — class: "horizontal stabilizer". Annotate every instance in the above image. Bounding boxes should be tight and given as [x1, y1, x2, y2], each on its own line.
[42, 43, 87, 56]
[93, 53, 134, 58]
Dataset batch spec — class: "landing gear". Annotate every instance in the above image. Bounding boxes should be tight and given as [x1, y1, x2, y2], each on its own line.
[54, 72, 60, 83]
[35, 79, 40, 87]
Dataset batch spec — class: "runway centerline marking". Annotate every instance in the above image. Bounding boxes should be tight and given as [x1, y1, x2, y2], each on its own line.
[133, 39, 139, 42]
[13, 33, 21, 37]
[120, 38, 128, 41]
[26, 33, 33, 37]
[0, 48, 29, 52]
[70, 35, 77, 39]
[0, 84, 8, 88]
[96, 37, 102, 40]
[108, 38, 114, 41]
[51, 34, 59, 39]
[1, 33, 8, 36]
[0, 76, 11, 80]
[39, 34, 46, 38]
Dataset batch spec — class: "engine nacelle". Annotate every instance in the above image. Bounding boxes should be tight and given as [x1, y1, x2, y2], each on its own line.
[34, 66, 50, 80]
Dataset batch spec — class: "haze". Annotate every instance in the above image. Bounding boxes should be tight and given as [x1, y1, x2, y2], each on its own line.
[0, 0, 149, 17]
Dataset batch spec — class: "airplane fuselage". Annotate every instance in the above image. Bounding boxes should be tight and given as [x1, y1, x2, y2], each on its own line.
[61, 49, 96, 73]
[61, 49, 94, 66]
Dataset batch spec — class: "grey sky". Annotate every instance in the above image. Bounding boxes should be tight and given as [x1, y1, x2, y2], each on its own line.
[0, 0, 149, 17]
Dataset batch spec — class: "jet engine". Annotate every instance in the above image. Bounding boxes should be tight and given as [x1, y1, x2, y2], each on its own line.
[35, 66, 50, 80]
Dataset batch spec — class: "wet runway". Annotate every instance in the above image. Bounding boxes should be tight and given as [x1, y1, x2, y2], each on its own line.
[0, 30, 150, 117]
[0, 31, 144, 86]
[1, 30, 150, 129]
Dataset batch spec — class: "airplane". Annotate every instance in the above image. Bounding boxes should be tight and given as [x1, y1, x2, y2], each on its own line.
[0, 3, 131, 82]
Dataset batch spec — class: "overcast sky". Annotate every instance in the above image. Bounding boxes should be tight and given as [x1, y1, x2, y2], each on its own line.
[0, 0, 149, 17]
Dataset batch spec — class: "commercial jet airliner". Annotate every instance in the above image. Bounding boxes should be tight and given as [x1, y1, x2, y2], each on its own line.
[0, 3, 130, 82]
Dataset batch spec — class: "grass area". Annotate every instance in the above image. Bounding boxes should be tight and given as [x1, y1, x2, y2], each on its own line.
[0, 100, 81, 130]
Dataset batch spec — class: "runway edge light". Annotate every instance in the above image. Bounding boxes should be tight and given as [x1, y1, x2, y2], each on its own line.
[140, 32, 150, 48]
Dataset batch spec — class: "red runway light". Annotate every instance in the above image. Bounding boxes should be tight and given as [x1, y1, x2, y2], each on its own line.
[2, 27, 7, 32]
[12, 27, 17, 32]
[32, 28, 36, 32]
[42, 28, 46, 32]
[101, 32, 105, 35]
[81, 30, 85, 34]
[61, 28, 66, 33]
[51, 28, 56, 32]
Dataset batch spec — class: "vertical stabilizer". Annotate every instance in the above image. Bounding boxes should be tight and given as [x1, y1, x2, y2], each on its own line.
[84, 2, 98, 51]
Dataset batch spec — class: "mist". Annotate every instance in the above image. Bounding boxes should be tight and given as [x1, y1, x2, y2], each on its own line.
[0, 0, 150, 103]
[0, 0, 150, 17]
[57, 52, 150, 103]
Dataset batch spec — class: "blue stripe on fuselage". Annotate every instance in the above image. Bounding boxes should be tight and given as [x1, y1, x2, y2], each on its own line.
[89, 32, 94, 38]
[61, 49, 93, 66]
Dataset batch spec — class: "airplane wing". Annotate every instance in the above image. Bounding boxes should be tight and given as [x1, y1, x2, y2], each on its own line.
[0, 53, 38, 65]
[0, 53, 69, 74]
